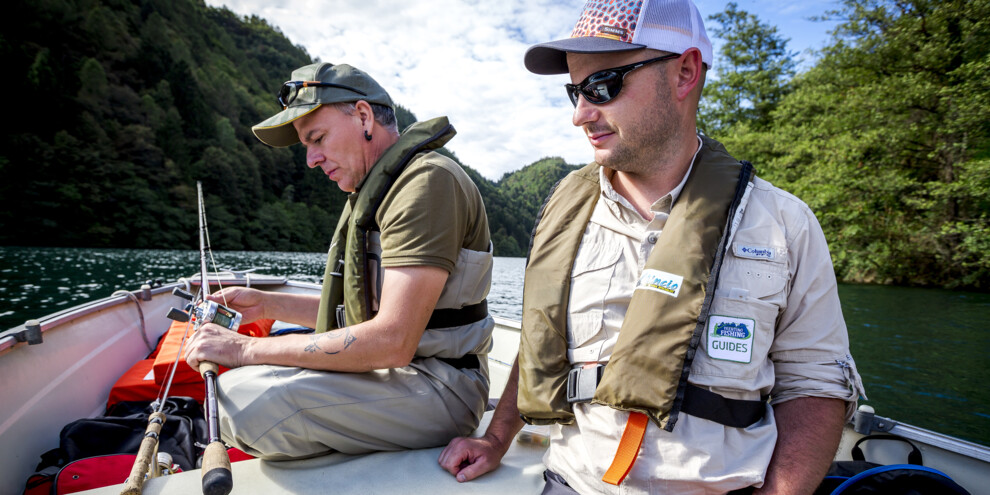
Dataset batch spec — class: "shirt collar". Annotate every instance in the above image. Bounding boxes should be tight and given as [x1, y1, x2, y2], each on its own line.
[598, 135, 704, 215]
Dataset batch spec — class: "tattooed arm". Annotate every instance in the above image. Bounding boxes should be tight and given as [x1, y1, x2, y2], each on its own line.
[186, 265, 448, 372]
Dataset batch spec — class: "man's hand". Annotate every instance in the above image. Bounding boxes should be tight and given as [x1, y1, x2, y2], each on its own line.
[206, 287, 267, 323]
[438, 359, 525, 482]
[185, 322, 253, 369]
[438, 432, 512, 482]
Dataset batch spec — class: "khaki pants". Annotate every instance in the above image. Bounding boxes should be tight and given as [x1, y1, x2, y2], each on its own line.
[216, 357, 489, 459]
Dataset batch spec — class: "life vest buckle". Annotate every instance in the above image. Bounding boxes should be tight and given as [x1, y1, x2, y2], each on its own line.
[566, 363, 605, 403]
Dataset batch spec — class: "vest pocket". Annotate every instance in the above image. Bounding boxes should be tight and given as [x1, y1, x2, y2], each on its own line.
[695, 296, 777, 381]
[567, 239, 620, 348]
[570, 236, 620, 277]
[567, 310, 604, 349]
[694, 256, 786, 382]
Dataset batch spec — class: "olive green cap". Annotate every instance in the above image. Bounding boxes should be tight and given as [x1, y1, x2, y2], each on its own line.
[252, 62, 395, 148]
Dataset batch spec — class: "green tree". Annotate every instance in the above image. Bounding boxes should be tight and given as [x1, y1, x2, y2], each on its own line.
[759, 0, 990, 287]
[699, 2, 797, 135]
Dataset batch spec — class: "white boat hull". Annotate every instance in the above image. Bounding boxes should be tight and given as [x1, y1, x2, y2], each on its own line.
[2, 276, 987, 495]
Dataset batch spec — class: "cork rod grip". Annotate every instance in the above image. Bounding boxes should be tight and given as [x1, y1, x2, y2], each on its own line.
[201, 440, 233, 495]
[199, 360, 220, 378]
[120, 411, 166, 495]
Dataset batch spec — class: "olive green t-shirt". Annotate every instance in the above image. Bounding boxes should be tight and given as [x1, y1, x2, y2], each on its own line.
[376, 151, 490, 273]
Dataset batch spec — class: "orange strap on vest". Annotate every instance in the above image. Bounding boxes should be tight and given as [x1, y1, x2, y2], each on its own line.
[602, 411, 649, 485]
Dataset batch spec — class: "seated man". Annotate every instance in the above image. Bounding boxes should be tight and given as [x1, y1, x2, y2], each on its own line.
[185, 62, 494, 459]
[440, 0, 865, 493]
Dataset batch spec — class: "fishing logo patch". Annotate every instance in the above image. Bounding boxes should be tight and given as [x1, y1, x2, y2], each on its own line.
[636, 269, 683, 298]
[707, 315, 755, 363]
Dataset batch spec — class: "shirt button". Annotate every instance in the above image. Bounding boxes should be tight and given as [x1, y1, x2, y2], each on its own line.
[647, 234, 658, 244]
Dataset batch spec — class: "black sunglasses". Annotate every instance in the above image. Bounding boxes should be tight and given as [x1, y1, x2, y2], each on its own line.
[277, 81, 368, 109]
[565, 53, 680, 107]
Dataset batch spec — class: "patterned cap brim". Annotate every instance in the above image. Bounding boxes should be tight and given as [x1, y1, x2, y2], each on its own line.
[524, 37, 646, 75]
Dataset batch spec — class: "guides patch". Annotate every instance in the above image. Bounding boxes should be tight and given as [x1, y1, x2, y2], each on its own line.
[636, 269, 683, 298]
[707, 315, 755, 363]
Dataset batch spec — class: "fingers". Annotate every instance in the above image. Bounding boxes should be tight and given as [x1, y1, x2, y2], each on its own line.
[454, 456, 496, 482]
[438, 438, 467, 475]
[184, 336, 201, 370]
[206, 287, 241, 303]
[183, 324, 207, 369]
[437, 437, 499, 482]
[183, 324, 220, 370]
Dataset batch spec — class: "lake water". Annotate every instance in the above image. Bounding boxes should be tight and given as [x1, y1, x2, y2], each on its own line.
[1, 247, 987, 447]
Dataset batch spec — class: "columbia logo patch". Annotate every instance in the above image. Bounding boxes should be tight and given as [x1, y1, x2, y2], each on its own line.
[734, 244, 776, 261]
[636, 269, 683, 298]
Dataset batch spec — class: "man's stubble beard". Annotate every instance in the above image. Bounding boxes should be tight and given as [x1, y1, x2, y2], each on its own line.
[596, 76, 681, 176]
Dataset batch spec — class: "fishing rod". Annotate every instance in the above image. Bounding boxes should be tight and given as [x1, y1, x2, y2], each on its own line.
[121, 182, 236, 495]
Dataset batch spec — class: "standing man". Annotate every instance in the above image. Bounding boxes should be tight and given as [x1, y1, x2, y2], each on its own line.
[185, 62, 495, 459]
[440, 1, 865, 493]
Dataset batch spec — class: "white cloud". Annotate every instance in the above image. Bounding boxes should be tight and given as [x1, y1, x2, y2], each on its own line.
[206, 0, 834, 180]
[206, 0, 590, 180]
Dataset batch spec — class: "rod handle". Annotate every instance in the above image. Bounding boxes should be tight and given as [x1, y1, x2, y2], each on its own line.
[199, 360, 220, 378]
[120, 412, 167, 495]
[201, 440, 233, 495]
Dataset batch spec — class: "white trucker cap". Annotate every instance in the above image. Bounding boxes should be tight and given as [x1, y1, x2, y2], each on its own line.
[524, 0, 714, 75]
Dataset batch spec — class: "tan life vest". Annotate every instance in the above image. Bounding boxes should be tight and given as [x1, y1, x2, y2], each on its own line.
[517, 137, 753, 430]
[315, 117, 456, 333]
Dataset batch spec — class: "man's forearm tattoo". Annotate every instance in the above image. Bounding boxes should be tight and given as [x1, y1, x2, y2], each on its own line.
[304, 327, 357, 354]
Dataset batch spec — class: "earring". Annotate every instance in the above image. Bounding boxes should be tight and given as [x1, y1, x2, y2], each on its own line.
[364, 130, 372, 141]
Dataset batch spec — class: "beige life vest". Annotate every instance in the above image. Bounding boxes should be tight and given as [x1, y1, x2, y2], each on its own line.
[315, 117, 456, 333]
[517, 137, 753, 430]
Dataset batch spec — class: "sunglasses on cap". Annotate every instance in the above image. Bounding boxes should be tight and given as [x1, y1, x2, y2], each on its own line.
[565, 53, 680, 107]
[277, 81, 368, 109]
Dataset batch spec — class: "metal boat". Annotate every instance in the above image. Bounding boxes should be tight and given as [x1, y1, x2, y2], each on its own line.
[1, 273, 987, 494]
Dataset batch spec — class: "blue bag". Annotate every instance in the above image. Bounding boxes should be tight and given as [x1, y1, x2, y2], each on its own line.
[814, 434, 971, 494]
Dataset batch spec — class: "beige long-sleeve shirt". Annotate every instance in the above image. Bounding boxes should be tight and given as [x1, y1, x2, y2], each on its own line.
[544, 137, 865, 494]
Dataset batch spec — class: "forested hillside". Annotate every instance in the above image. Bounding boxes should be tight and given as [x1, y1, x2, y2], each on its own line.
[0, 0, 569, 258]
[1, 0, 332, 251]
[2, 0, 987, 288]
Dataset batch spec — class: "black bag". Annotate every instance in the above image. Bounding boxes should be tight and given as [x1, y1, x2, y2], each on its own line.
[24, 397, 209, 494]
[57, 397, 208, 470]
[814, 434, 971, 494]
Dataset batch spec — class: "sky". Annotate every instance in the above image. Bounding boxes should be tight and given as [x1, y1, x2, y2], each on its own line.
[204, 0, 842, 180]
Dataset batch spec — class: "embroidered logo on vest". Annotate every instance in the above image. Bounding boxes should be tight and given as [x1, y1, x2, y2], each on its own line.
[636, 269, 683, 298]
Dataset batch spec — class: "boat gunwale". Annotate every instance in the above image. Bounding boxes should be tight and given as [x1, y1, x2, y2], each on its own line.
[0, 276, 293, 354]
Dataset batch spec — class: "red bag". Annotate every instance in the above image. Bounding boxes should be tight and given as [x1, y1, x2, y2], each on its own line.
[55, 454, 141, 494]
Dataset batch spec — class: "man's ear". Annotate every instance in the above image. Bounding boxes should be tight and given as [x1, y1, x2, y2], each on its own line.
[353, 99, 375, 131]
[675, 48, 704, 101]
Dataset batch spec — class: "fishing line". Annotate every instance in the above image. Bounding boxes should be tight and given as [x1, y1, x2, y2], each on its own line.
[153, 286, 204, 413]
[199, 194, 229, 307]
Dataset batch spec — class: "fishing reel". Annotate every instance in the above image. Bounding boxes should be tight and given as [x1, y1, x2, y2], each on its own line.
[166, 288, 242, 331]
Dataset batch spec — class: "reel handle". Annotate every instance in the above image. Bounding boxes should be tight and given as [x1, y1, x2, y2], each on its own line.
[172, 287, 195, 301]
[166, 307, 190, 323]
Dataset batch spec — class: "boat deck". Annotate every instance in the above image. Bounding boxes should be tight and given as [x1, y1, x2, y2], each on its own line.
[80, 412, 547, 495]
